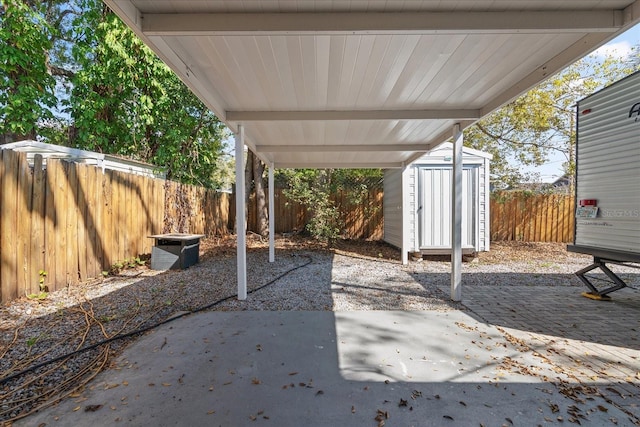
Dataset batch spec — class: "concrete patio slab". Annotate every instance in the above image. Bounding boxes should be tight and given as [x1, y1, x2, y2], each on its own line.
[18, 308, 637, 426]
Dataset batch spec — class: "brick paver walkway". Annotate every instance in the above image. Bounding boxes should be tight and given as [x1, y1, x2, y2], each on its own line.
[455, 284, 640, 419]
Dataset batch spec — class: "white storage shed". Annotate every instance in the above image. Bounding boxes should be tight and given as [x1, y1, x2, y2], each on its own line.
[384, 143, 491, 258]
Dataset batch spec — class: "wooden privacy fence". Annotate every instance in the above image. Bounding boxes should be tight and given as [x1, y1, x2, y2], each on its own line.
[490, 192, 575, 243]
[1, 147, 575, 303]
[0, 149, 230, 303]
[247, 188, 384, 240]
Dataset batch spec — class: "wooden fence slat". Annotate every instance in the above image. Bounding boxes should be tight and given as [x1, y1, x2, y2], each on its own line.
[30, 155, 46, 295]
[0, 150, 18, 302]
[77, 164, 88, 281]
[66, 163, 79, 286]
[16, 152, 31, 296]
[85, 165, 98, 278]
[0, 151, 3, 299]
[51, 160, 66, 291]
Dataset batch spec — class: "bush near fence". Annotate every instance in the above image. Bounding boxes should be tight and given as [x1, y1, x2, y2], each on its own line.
[247, 187, 383, 240]
[0, 150, 230, 303]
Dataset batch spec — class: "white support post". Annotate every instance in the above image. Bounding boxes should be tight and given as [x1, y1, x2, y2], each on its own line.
[235, 125, 247, 300]
[400, 163, 410, 265]
[268, 163, 275, 263]
[451, 123, 463, 301]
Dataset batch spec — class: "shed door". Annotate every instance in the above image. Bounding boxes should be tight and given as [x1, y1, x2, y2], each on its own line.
[417, 166, 476, 250]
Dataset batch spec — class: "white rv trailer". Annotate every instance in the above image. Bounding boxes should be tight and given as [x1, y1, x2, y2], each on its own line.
[567, 70, 640, 298]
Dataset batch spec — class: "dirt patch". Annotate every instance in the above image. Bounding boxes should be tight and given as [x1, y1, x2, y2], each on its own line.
[477, 241, 590, 264]
[199, 234, 401, 262]
[199, 235, 591, 265]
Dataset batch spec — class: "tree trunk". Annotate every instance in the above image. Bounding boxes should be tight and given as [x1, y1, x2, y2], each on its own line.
[244, 149, 253, 231]
[253, 154, 268, 236]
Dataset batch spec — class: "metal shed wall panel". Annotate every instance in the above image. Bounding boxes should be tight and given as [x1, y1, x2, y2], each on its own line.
[417, 167, 475, 250]
[575, 71, 640, 254]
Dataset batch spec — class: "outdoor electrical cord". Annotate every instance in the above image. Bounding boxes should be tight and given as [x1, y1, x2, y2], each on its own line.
[0, 254, 314, 387]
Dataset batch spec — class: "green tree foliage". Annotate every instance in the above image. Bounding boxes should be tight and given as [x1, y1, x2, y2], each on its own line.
[276, 168, 382, 242]
[0, 0, 57, 142]
[0, 0, 228, 188]
[69, 3, 228, 186]
[466, 51, 639, 189]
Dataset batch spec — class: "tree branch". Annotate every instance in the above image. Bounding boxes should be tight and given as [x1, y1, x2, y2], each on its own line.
[474, 123, 568, 155]
[47, 64, 75, 78]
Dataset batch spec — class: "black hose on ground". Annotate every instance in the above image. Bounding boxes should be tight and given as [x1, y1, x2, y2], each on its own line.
[0, 254, 314, 386]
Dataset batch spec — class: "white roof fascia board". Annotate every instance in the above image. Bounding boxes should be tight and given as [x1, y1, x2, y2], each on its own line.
[277, 162, 403, 169]
[256, 144, 430, 153]
[227, 109, 481, 121]
[624, 1, 640, 27]
[141, 10, 624, 36]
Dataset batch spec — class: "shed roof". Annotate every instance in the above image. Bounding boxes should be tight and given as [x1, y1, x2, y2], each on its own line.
[104, 0, 639, 169]
[0, 140, 166, 179]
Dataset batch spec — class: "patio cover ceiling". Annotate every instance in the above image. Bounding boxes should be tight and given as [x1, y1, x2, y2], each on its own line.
[104, 0, 640, 170]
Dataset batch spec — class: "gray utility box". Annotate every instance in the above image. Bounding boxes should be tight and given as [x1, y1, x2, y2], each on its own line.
[149, 234, 205, 270]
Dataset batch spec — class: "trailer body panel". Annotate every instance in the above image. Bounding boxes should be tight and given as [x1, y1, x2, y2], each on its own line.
[572, 71, 640, 262]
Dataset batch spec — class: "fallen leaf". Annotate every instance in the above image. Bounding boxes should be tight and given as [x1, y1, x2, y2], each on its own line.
[256, 344, 262, 351]
[288, 372, 298, 376]
[316, 390, 324, 396]
[249, 415, 257, 421]
[73, 406, 81, 412]
[162, 383, 171, 387]
[223, 381, 232, 386]
[85, 404, 103, 412]
[122, 381, 129, 386]
[110, 406, 117, 410]
[148, 383, 155, 387]
[597, 405, 608, 412]
[443, 415, 454, 420]
[459, 401, 467, 407]
[252, 378, 261, 385]
[207, 410, 215, 415]
[605, 387, 624, 398]
[374, 409, 389, 422]
[351, 405, 356, 414]
[399, 398, 408, 407]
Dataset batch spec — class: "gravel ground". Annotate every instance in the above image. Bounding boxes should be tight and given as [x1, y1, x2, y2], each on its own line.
[1, 236, 638, 422]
